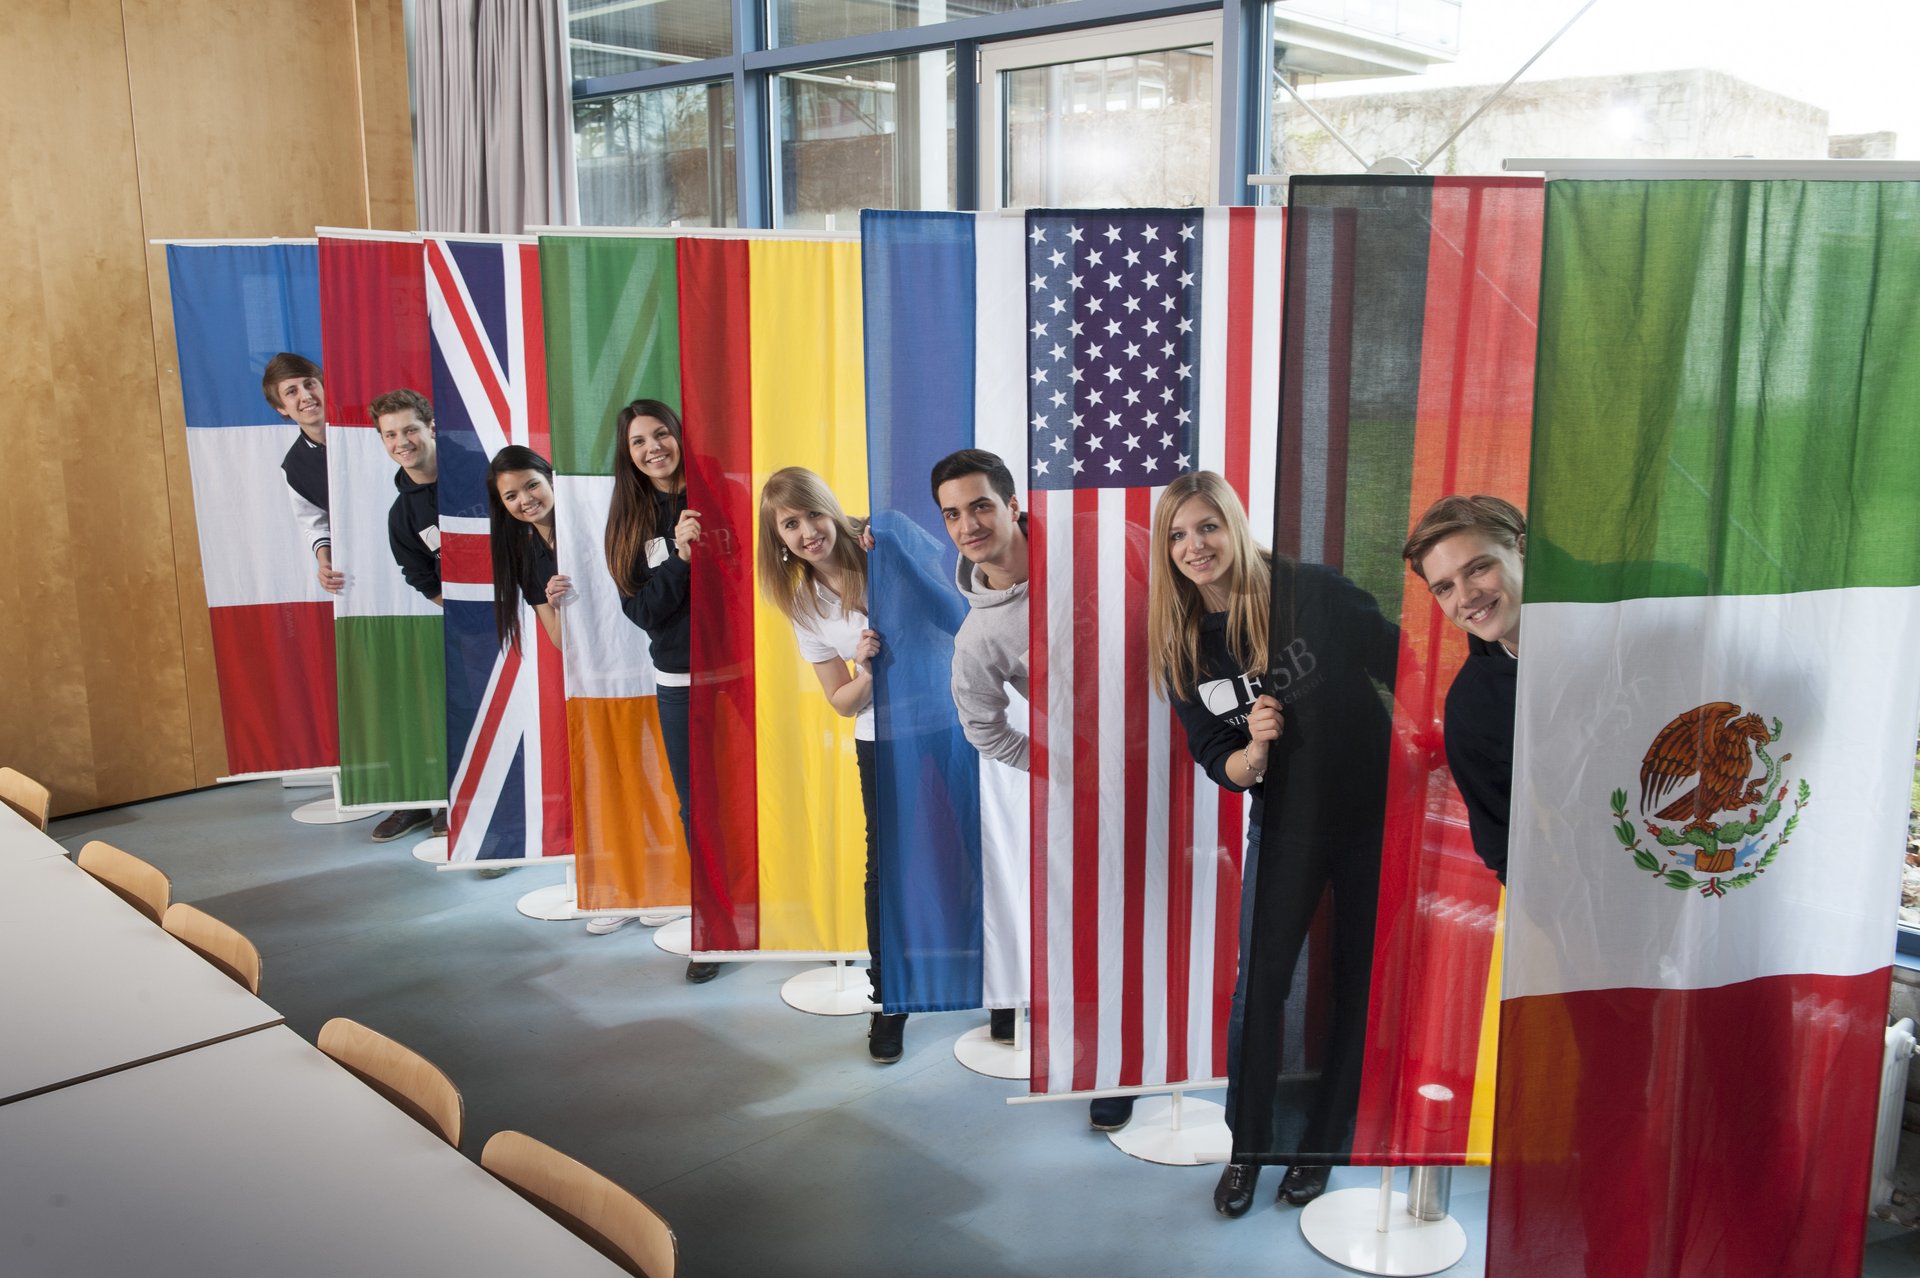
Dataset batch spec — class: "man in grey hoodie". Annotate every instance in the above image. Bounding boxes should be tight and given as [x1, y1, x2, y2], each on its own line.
[931, 448, 1133, 1132]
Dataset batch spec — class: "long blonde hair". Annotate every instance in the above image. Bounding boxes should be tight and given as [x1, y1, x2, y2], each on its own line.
[756, 467, 868, 622]
[1148, 471, 1272, 702]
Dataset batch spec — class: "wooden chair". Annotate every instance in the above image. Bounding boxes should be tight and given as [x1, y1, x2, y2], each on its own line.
[317, 1018, 464, 1148]
[481, 1131, 677, 1278]
[161, 902, 262, 994]
[0, 766, 51, 830]
[75, 840, 171, 924]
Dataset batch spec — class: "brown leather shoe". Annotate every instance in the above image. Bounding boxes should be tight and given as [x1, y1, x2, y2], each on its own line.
[370, 810, 432, 843]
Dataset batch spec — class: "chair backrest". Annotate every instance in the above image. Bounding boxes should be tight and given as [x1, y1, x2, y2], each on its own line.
[0, 766, 52, 830]
[161, 902, 262, 994]
[317, 1017, 464, 1148]
[480, 1131, 677, 1278]
[75, 840, 170, 923]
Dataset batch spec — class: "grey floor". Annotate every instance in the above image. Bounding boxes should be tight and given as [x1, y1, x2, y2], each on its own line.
[48, 780, 1920, 1278]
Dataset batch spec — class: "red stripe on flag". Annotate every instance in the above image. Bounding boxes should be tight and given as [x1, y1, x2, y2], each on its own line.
[1489, 969, 1888, 1278]
[318, 237, 432, 427]
[1119, 486, 1150, 1086]
[535, 620, 573, 855]
[518, 244, 552, 459]
[1069, 487, 1101, 1092]
[679, 237, 759, 952]
[451, 643, 521, 832]
[1029, 497, 1053, 1092]
[1211, 788, 1243, 1074]
[208, 602, 339, 773]
[426, 241, 512, 434]
[440, 530, 492, 588]
[1164, 722, 1195, 1084]
[1224, 208, 1255, 509]
[1275, 226, 1307, 561]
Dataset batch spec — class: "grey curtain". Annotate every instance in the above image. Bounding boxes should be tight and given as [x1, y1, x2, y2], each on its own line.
[416, 0, 578, 234]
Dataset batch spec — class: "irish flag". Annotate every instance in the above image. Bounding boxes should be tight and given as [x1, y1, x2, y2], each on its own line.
[1489, 176, 1920, 1276]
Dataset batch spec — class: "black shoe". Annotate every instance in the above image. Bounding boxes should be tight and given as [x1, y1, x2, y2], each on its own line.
[370, 810, 432, 843]
[431, 809, 449, 836]
[1214, 1162, 1260, 1218]
[685, 961, 720, 984]
[474, 863, 514, 879]
[989, 1007, 1016, 1044]
[1279, 1164, 1330, 1206]
[1088, 1096, 1136, 1131]
[869, 1012, 907, 1063]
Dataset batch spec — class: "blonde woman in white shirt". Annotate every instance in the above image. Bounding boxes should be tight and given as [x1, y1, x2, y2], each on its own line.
[755, 466, 901, 1063]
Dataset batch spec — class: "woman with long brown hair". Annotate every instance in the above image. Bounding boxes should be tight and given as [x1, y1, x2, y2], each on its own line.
[1148, 470, 1397, 1217]
[604, 399, 715, 978]
[754, 466, 904, 1063]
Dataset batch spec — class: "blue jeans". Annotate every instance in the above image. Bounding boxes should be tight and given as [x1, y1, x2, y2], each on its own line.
[1224, 815, 1263, 1136]
[654, 683, 691, 840]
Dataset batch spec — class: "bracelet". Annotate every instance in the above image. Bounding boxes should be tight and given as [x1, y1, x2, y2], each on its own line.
[1239, 748, 1266, 786]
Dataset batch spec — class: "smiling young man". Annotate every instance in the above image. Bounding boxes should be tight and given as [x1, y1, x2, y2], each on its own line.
[931, 448, 1132, 1132]
[264, 353, 343, 594]
[1402, 494, 1527, 885]
[367, 387, 445, 845]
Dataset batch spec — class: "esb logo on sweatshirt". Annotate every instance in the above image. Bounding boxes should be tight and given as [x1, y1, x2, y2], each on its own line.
[1195, 638, 1319, 723]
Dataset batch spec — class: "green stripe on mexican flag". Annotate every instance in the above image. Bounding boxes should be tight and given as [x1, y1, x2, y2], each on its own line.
[1490, 178, 1920, 1278]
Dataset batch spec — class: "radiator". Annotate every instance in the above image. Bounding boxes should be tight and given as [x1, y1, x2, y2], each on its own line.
[1871, 1017, 1917, 1215]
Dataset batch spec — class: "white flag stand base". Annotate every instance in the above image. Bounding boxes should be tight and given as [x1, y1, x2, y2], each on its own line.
[516, 862, 581, 921]
[411, 836, 448, 864]
[653, 916, 693, 955]
[1299, 1170, 1467, 1276]
[953, 1009, 1030, 1080]
[291, 798, 372, 826]
[780, 961, 874, 1017]
[279, 770, 334, 789]
[1106, 1091, 1231, 1166]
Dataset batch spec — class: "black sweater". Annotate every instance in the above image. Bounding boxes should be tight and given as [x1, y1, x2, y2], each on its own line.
[618, 487, 691, 675]
[1443, 634, 1515, 884]
[387, 470, 440, 600]
[1170, 561, 1399, 837]
[518, 527, 559, 608]
[281, 433, 329, 513]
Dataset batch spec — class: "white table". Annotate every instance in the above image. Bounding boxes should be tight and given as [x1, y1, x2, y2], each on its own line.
[0, 1027, 632, 1278]
[0, 798, 64, 867]
[0, 854, 282, 1103]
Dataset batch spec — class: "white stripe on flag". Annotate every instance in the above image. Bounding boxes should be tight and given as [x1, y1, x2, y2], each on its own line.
[556, 475, 660, 700]
[1140, 638, 1172, 1083]
[1246, 210, 1285, 535]
[1187, 768, 1221, 1070]
[1507, 586, 1920, 1000]
[1094, 486, 1128, 1089]
[975, 214, 1029, 503]
[1196, 208, 1231, 478]
[502, 243, 530, 449]
[1044, 492, 1077, 1088]
[441, 516, 489, 538]
[448, 644, 516, 863]
[329, 428, 441, 619]
[425, 240, 513, 460]
[186, 425, 337, 608]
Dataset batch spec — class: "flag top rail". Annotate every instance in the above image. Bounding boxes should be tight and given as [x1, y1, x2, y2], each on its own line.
[526, 224, 858, 242]
[1503, 158, 1920, 182]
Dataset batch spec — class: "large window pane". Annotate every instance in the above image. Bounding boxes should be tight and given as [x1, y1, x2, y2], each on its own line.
[775, 53, 956, 230]
[1003, 47, 1214, 209]
[774, 0, 1075, 48]
[1278, 0, 1461, 55]
[575, 83, 737, 227]
[567, 0, 732, 79]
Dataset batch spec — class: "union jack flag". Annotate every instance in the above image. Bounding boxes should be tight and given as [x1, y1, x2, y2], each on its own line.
[426, 237, 573, 863]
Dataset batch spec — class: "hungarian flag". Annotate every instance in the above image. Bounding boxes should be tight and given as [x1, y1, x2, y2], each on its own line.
[1027, 206, 1286, 1095]
[1490, 177, 1920, 1276]
[165, 242, 339, 777]
[539, 234, 690, 914]
[426, 235, 572, 864]
[858, 209, 1031, 1013]
[1235, 176, 1543, 1167]
[318, 233, 448, 810]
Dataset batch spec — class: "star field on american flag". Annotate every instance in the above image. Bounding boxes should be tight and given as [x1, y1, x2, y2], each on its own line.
[1025, 210, 1203, 489]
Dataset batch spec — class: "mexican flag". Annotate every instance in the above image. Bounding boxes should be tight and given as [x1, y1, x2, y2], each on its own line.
[1490, 177, 1920, 1276]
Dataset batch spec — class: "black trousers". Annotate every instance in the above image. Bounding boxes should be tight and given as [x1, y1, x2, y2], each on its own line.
[855, 738, 884, 1007]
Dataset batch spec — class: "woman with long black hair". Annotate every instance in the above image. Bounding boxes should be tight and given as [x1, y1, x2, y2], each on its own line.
[485, 445, 569, 653]
[603, 399, 717, 980]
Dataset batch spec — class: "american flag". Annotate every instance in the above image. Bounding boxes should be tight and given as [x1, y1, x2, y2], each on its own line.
[1027, 207, 1286, 1095]
[425, 236, 572, 864]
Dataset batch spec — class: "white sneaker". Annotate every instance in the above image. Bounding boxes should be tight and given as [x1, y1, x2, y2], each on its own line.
[636, 910, 680, 927]
[584, 916, 634, 935]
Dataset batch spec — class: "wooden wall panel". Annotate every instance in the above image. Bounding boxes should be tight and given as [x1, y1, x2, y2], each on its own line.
[0, 0, 414, 815]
